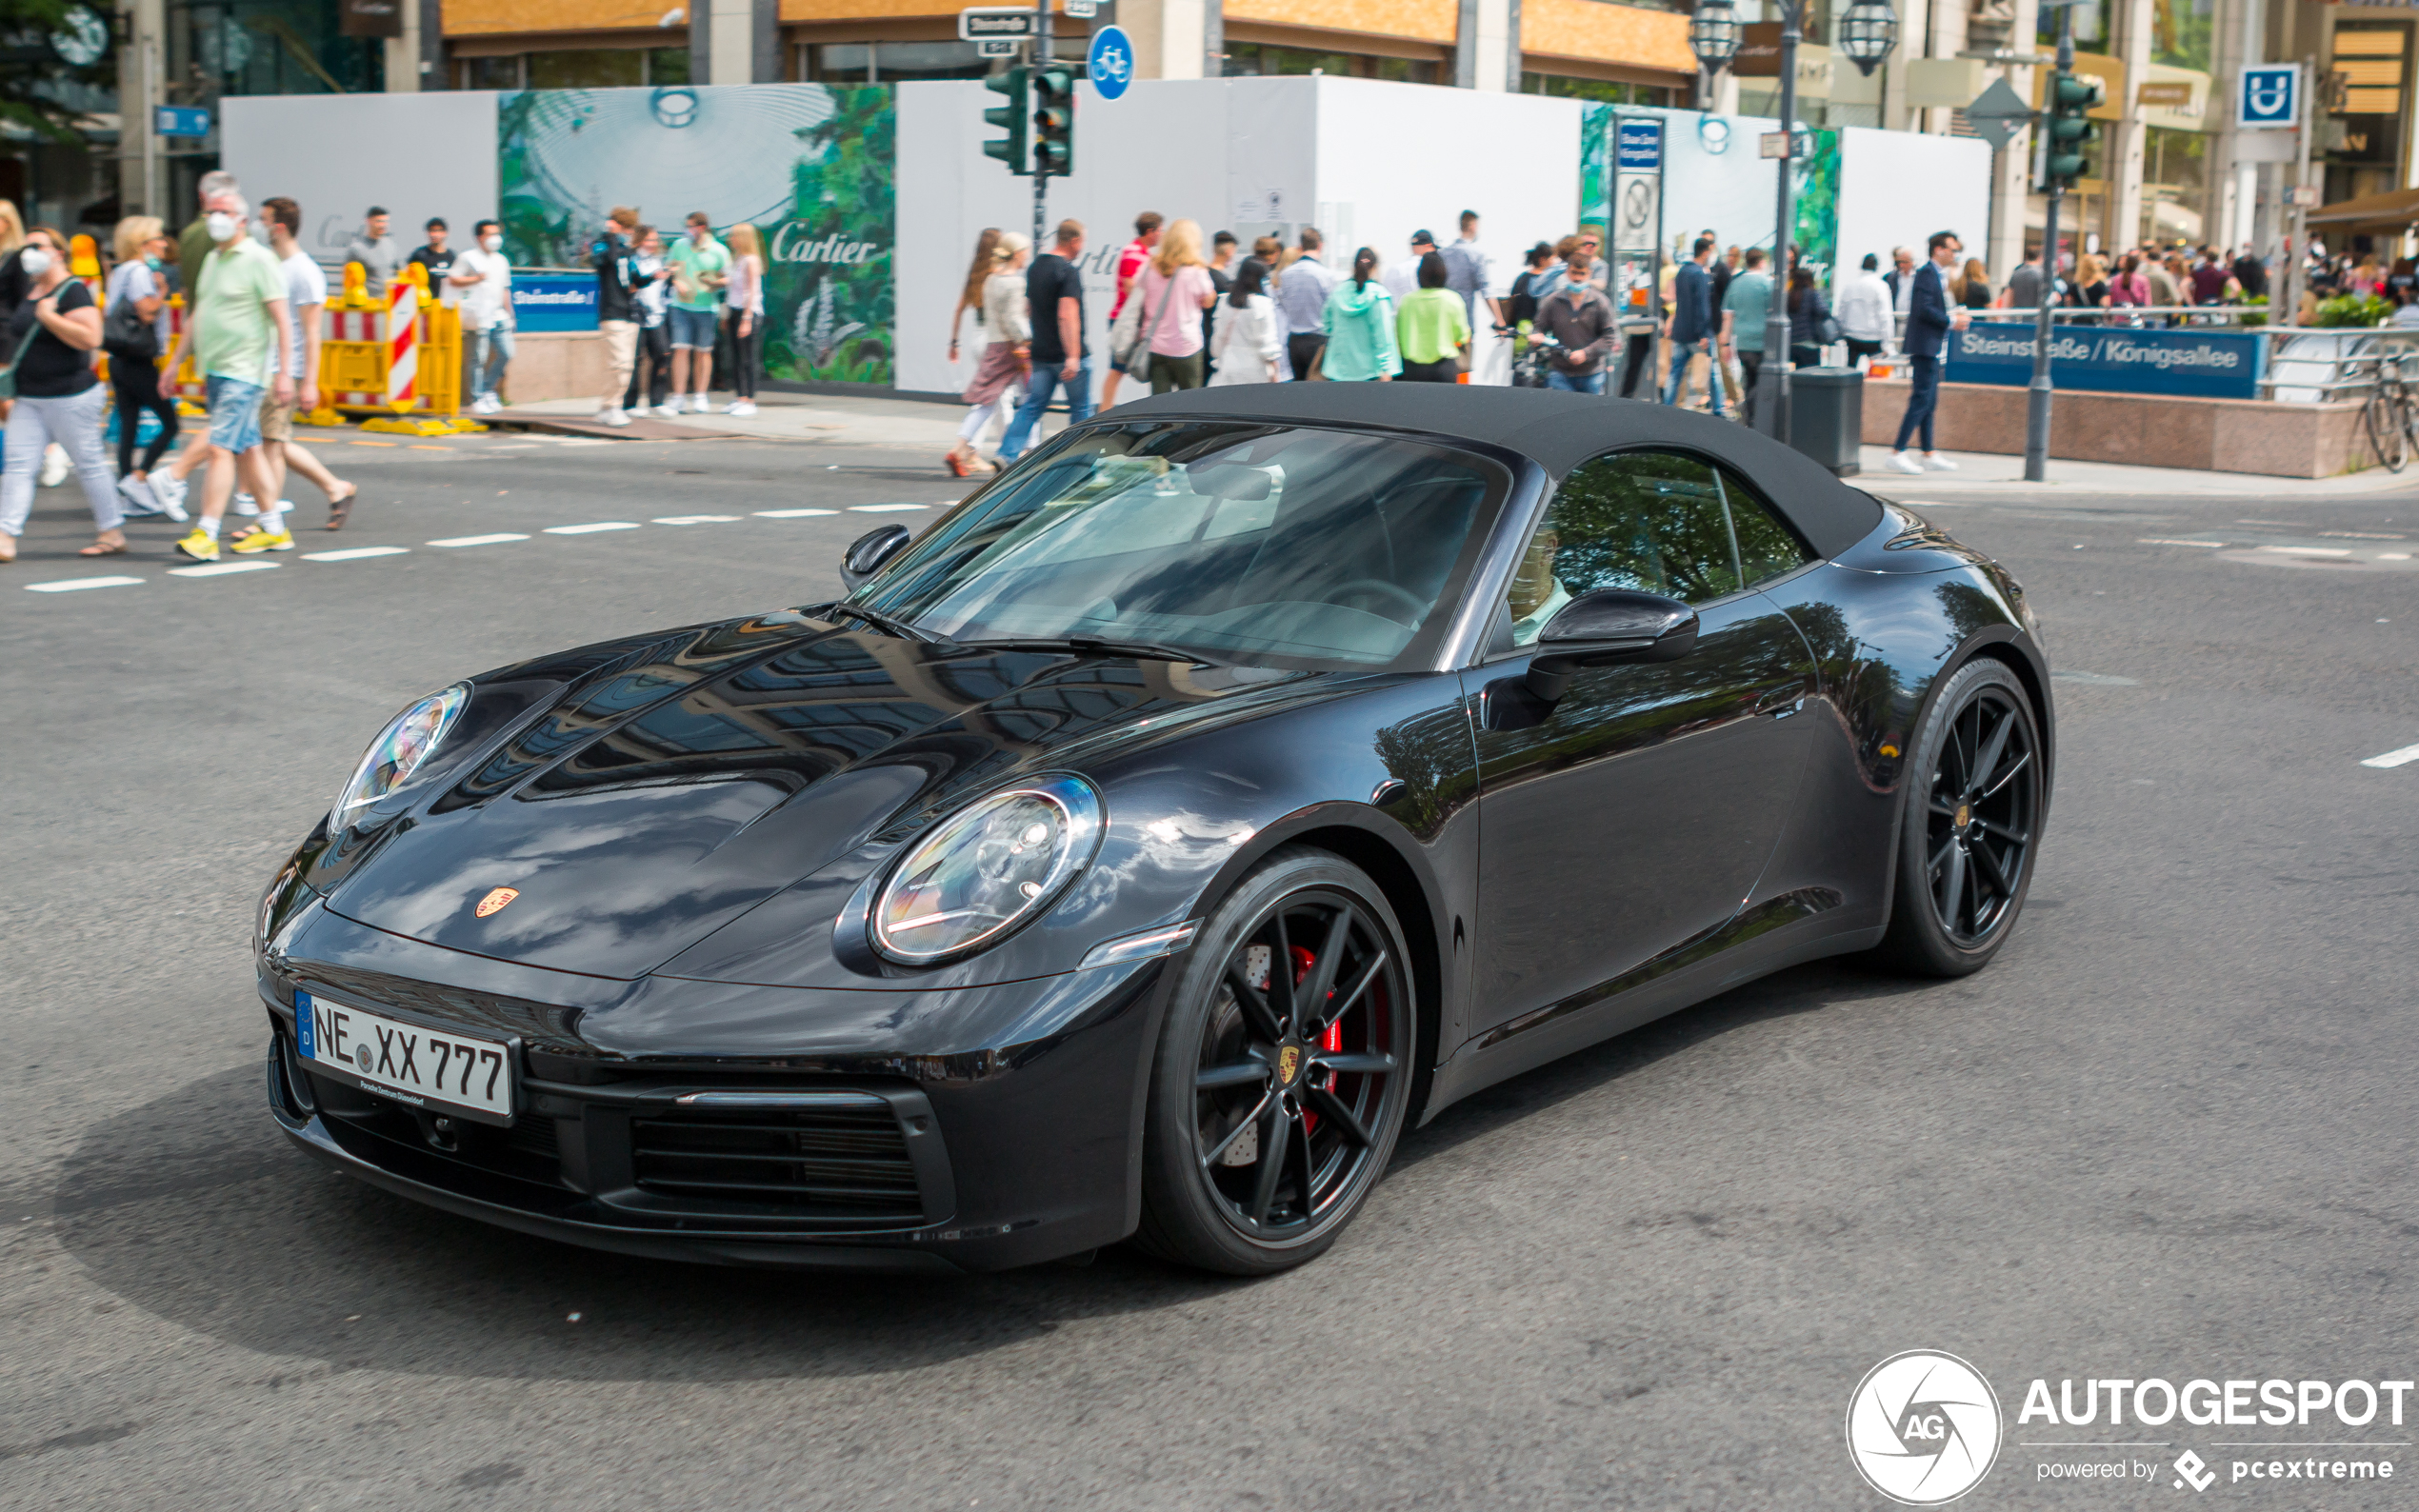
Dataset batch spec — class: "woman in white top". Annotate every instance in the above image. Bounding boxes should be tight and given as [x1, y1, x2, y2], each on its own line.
[1208, 258, 1284, 385]
[722, 222, 767, 416]
[949, 231, 1030, 477]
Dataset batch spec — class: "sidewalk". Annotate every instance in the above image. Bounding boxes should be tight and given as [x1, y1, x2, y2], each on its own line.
[1852, 444, 2419, 498]
[495, 391, 968, 451]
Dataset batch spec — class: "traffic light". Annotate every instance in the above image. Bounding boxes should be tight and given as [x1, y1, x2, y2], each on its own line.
[2044, 70, 2103, 189]
[983, 66, 1030, 176]
[1032, 62, 1075, 177]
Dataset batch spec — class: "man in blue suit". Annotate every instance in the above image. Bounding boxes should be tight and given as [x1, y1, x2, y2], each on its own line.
[1888, 229, 1971, 474]
[1660, 235, 1726, 417]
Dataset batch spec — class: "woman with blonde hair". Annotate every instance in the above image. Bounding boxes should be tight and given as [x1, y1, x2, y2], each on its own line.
[102, 214, 181, 514]
[1130, 217, 1216, 392]
[948, 230, 1030, 476]
[947, 226, 1002, 371]
[721, 221, 766, 416]
[1951, 256, 1991, 309]
[0, 227, 126, 563]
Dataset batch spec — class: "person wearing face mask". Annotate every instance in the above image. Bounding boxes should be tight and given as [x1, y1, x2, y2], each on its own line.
[155, 195, 294, 561]
[1531, 248, 1618, 394]
[590, 207, 642, 427]
[102, 214, 184, 520]
[0, 227, 128, 564]
[452, 218, 515, 416]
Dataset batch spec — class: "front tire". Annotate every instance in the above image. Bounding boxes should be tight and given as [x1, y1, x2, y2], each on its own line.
[1134, 847, 1416, 1275]
[1870, 658, 2043, 977]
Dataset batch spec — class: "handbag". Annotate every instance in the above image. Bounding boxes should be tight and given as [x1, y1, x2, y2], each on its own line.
[104, 294, 158, 364]
[0, 317, 44, 402]
[1815, 313, 1845, 347]
[1110, 273, 1181, 376]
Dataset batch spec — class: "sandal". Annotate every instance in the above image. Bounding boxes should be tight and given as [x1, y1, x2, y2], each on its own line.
[80, 538, 129, 557]
[326, 482, 358, 530]
[945, 450, 970, 478]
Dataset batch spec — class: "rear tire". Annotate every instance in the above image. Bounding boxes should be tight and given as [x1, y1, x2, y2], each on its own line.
[1133, 847, 1416, 1276]
[1869, 658, 2043, 977]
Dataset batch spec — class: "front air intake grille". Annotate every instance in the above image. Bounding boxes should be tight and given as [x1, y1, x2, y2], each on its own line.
[630, 1101, 924, 1220]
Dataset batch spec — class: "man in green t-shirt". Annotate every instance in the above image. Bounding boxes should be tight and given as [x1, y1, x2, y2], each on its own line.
[159, 193, 293, 563]
[663, 210, 729, 414]
[1720, 248, 1774, 428]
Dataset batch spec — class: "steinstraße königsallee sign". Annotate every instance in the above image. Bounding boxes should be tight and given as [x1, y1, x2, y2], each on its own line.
[1946, 324, 2268, 400]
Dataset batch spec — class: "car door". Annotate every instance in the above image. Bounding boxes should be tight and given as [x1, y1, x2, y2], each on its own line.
[1468, 448, 1818, 1044]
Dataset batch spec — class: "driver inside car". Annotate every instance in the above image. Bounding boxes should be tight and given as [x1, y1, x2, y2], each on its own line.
[1507, 527, 1570, 646]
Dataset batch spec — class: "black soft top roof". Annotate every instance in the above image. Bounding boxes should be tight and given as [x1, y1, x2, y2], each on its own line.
[1107, 385, 1885, 560]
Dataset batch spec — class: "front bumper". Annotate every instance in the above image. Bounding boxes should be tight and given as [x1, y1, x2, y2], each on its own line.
[258, 945, 1170, 1272]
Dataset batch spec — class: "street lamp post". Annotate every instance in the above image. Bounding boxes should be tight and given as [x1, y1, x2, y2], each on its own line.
[1690, 0, 1894, 442]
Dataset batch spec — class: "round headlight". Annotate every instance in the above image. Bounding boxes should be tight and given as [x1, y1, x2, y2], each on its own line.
[872, 775, 1104, 965]
[333, 683, 470, 821]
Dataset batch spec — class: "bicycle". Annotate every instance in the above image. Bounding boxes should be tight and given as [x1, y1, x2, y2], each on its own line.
[2362, 349, 2417, 473]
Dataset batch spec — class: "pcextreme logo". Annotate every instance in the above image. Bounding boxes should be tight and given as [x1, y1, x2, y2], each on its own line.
[1847, 1351, 2005, 1505]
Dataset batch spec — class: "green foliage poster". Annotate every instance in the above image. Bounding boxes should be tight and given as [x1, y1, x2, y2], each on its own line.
[496, 83, 895, 387]
[1792, 128, 1840, 275]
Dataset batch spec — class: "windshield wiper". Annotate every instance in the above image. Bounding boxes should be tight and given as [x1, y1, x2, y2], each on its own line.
[825, 603, 953, 646]
[962, 635, 1228, 668]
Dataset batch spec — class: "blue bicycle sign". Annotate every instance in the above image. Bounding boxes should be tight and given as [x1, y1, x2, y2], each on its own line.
[1090, 25, 1133, 100]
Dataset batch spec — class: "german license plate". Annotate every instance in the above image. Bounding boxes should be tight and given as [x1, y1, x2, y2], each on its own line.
[294, 990, 513, 1121]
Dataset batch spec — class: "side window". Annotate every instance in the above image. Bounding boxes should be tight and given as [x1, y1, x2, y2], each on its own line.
[1716, 467, 1817, 587]
[1504, 450, 1740, 646]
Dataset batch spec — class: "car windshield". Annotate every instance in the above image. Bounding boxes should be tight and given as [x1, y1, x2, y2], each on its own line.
[849, 421, 1505, 670]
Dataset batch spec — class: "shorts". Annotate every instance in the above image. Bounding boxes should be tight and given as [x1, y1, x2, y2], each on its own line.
[205, 375, 266, 453]
[668, 306, 719, 350]
[258, 389, 297, 443]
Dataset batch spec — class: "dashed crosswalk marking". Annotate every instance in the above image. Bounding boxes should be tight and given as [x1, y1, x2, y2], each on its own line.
[850, 503, 929, 512]
[2361, 743, 2419, 770]
[2260, 545, 2352, 558]
[754, 508, 835, 518]
[24, 575, 143, 593]
[2137, 538, 2228, 548]
[303, 547, 410, 562]
[651, 515, 742, 525]
[544, 522, 642, 535]
[427, 533, 530, 547]
[167, 560, 281, 578]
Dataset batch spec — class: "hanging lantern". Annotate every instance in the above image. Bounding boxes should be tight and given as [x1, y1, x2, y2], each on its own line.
[1689, 0, 1744, 71]
[1837, 0, 1900, 76]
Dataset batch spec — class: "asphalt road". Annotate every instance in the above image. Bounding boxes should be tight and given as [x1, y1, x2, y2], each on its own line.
[5, 424, 2417, 1511]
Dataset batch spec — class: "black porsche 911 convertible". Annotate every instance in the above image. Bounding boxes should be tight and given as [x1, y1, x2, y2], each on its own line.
[257, 385, 2051, 1276]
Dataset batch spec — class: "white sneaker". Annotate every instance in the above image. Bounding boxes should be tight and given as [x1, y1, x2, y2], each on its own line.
[654, 403, 683, 420]
[600, 408, 631, 428]
[153, 472, 190, 521]
[233, 491, 261, 516]
[1923, 452, 1959, 471]
[1888, 450, 1926, 475]
[688, 396, 710, 415]
[726, 400, 757, 417]
[39, 444, 69, 487]
[117, 475, 163, 515]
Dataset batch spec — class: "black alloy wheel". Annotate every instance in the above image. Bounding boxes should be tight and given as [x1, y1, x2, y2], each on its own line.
[1873, 658, 2043, 976]
[1136, 848, 1415, 1274]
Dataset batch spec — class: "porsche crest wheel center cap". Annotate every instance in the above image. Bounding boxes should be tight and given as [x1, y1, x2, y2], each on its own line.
[1275, 1044, 1303, 1086]
[1953, 803, 1971, 831]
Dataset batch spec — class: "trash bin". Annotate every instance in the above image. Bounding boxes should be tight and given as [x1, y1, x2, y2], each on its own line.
[1788, 366, 1864, 476]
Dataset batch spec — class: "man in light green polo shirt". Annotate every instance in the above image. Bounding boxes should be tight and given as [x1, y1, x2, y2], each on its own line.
[1720, 247, 1774, 427]
[664, 210, 730, 414]
[159, 192, 293, 562]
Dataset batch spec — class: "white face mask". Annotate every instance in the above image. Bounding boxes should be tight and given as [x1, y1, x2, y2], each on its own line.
[206, 211, 238, 244]
[17, 247, 51, 278]
[482, 235, 502, 253]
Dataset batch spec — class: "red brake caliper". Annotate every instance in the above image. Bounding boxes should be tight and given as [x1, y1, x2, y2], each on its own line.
[1287, 945, 1341, 1133]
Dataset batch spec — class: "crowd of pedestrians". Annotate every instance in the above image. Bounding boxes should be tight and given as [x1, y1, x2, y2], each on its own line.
[589, 207, 766, 427]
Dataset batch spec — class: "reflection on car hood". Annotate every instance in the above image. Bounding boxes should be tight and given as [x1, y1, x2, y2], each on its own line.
[323, 612, 1312, 980]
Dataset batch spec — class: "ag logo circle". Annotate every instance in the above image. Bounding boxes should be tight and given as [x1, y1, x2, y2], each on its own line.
[1846, 1350, 2002, 1505]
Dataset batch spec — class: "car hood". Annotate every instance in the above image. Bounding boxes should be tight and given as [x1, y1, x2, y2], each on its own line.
[320, 613, 1312, 980]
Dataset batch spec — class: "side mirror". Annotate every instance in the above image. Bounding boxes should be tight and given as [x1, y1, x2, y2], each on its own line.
[1524, 588, 1698, 703]
[839, 524, 912, 592]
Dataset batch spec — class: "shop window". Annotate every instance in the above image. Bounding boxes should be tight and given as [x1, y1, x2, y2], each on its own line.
[529, 49, 644, 89]
[1224, 44, 1438, 83]
[1520, 73, 1677, 107]
[458, 54, 524, 90]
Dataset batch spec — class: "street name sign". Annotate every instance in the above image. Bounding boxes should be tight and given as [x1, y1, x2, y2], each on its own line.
[960, 7, 1039, 40]
[1616, 118, 1662, 169]
[154, 105, 210, 139]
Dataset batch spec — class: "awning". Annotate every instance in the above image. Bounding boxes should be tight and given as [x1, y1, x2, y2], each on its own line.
[2306, 186, 2419, 229]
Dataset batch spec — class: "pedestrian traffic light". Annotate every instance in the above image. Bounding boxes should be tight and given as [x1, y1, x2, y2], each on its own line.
[2044, 70, 2103, 189]
[983, 66, 1030, 176]
[1032, 62, 1075, 177]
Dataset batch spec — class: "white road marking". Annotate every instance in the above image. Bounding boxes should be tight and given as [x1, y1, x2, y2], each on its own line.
[25, 575, 143, 592]
[650, 515, 741, 525]
[2259, 545, 2353, 557]
[2137, 538, 2228, 547]
[168, 560, 281, 578]
[552, 438, 616, 448]
[302, 547, 410, 562]
[544, 522, 642, 534]
[850, 504, 928, 512]
[2361, 743, 2419, 769]
[2381, 552, 2412, 561]
[754, 508, 837, 518]
[427, 533, 530, 547]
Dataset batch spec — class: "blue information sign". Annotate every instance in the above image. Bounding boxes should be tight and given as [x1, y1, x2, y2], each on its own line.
[1945, 323, 2268, 400]
[1616, 118, 1663, 170]
[510, 272, 598, 333]
[2240, 66, 2298, 129]
[1089, 26, 1134, 100]
[154, 105, 211, 139]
